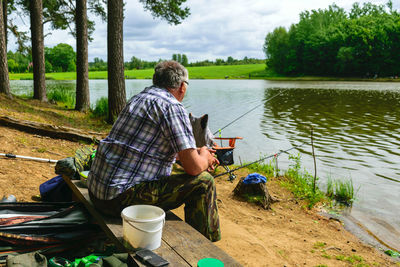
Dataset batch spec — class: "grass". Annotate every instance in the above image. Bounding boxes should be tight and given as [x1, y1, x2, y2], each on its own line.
[326, 176, 356, 205]
[282, 154, 326, 208]
[246, 160, 275, 177]
[91, 97, 108, 118]
[9, 64, 266, 80]
[47, 85, 76, 108]
[10, 64, 400, 82]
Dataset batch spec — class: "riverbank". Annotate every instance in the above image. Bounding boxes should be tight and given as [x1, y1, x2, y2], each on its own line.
[8, 64, 400, 82]
[0, 94, 397, 266]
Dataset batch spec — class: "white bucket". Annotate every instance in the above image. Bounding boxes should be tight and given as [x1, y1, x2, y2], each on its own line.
[121, 205, 165, 250]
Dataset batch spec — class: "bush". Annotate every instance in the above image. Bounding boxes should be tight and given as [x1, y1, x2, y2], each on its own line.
[283, 153, 325, 208]
[47, 86, 75, 108]
[91, 97, 108, 118]
[325, 176, 356, 205]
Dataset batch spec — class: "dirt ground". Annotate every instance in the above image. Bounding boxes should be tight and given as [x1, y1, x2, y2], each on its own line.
[0, 125, 398, 266]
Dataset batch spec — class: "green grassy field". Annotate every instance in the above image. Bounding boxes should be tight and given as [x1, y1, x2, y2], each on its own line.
[9, 64, 266, 80]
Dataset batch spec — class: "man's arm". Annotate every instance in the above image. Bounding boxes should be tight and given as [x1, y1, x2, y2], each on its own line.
[178, 147, 219, 176]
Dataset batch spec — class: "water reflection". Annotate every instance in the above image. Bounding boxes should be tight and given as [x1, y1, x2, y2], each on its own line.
[262, 87, 400, 182]
[261, 85, 400, 250]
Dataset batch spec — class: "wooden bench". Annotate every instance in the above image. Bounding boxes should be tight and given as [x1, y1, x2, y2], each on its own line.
[62, 175, 242, 267]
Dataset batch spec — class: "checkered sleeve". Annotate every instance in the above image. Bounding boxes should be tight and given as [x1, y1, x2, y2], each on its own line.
[161, 104, 196, 153]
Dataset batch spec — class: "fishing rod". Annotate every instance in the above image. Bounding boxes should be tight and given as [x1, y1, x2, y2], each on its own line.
[213, 141, 309, 178]
[213, 90, 285, 135]
[0, 153, 58, 163]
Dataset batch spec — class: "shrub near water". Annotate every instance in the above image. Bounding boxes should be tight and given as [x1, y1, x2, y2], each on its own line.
[326, 177, 356, 205]
[47, 85, 76, 108]
[283, 154, 325, 208]
[91, 97, 108, 118]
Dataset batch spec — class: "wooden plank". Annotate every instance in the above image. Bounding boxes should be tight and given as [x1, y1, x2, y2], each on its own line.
[162, 219, 242, 267]
[63, 177, 189, 266]
[63, 176, 242, 267]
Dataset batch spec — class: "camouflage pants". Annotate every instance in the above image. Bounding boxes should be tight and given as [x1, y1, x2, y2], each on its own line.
[89, 171, 221, 242]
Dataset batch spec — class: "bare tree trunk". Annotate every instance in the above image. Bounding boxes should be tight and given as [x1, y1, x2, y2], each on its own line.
[75, 0, 90, 112]
[2, 0, 6, 47]
[29, 0, 46, 101]
[0, 0, 11, 98]
[107, 0, 126, 124]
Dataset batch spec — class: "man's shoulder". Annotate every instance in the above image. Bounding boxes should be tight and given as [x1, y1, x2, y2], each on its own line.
[141, 86, 183, 108]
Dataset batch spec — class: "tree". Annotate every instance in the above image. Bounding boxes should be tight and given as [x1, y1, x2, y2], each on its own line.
[107, 0, 126, 123]
[106, 0, 190, 123]
[172, 53, 177, 61]
[2, 0, 6, 46]
[75, 0, 89, 111]
[47, 43, 76, 72]
[0, 0, 11, 97]
[181, 54, 188, 66]
[29, 0, 46, 101]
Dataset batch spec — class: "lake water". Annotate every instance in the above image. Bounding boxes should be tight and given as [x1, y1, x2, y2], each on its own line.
[10, 79, 400, 251]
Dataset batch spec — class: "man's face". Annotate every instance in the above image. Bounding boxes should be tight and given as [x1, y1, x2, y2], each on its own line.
[179, 80, 189, 102]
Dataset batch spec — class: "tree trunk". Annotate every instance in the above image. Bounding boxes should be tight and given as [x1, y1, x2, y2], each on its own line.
[107, 0, 126, 124]
[29, 0, 46, 101]
[0, 0, 11, 98]
[75, 0, 90, 112]
[233, 177, 278, 210]
[2, 0, 6, 47]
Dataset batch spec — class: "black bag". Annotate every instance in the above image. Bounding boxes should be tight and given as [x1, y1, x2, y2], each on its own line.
[0, 202, 105, 264]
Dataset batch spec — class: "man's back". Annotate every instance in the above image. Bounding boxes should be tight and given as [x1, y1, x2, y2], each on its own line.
[87, 86, 196, 201]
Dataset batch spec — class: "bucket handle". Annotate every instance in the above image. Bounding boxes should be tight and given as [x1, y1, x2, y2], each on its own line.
[126, 219, 165, 233]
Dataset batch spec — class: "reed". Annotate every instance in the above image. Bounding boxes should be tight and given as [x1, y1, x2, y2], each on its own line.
[334, 179, 355, 204]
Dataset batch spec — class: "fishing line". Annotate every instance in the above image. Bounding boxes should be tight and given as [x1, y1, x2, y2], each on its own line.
[213, 140, 309, 178]
[213, 90, 285, 135]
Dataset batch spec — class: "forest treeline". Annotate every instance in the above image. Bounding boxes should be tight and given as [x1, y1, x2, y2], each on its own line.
[8, 46, 264, 73]
[264, 1, 400, 77]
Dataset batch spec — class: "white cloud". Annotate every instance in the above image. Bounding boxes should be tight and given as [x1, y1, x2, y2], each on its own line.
[7, 0, 393, 63]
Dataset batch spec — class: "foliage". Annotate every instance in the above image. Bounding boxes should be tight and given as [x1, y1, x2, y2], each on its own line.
[7, 50, 31, 73]
[90, 97, 108, 118]
[189, 56, 265, 67]
[172, 53, 188, 66]
[282, 153, 325, 208]
[45, 43, 76, 72]
[125, 56, 159, 70]
[139, 0, 190, 25]
[326, 176, 357, 205]
[264, 1, 400, 77]
[47, 85, 76, 108]
[245, 160, 275, 177]
[89, 57, 108, 71]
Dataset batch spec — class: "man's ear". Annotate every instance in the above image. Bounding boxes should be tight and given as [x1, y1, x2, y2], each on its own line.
[200, 114, 208, 129]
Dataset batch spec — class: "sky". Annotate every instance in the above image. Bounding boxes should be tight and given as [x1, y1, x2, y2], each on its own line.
[8, 0, 398, 63]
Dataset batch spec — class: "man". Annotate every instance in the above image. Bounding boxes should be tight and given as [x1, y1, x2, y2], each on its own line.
[87, 61, 221, 242]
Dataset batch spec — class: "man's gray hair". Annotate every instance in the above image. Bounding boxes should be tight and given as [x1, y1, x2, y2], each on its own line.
[153, 60, 188, 89]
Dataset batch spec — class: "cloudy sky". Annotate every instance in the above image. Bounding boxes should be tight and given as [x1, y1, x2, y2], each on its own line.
[8, 0, 397, 63]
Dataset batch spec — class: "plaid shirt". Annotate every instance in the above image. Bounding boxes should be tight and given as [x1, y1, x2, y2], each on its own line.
[87, 86, 196, 200]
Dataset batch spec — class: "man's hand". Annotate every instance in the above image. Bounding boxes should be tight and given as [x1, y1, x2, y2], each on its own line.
[178, 147, 219, 176]
[198, 147, 219, 172]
